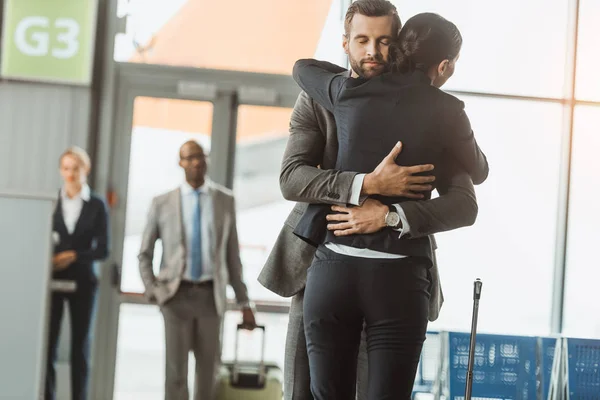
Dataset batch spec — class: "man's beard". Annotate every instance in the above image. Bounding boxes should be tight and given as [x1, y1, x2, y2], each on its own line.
[186, 168, 205, 184]
[349, 52, 387, 78]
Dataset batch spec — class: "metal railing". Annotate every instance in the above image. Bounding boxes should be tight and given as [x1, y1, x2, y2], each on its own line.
[119, 291, 291, 314]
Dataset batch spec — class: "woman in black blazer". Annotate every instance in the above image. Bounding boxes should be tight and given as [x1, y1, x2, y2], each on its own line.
[45, 146, 109, 400]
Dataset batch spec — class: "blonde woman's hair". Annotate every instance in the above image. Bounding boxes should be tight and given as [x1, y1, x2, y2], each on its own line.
[59, 146, 92, 175]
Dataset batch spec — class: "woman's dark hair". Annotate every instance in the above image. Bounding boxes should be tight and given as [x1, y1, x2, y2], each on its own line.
[390, 13, 462, 73]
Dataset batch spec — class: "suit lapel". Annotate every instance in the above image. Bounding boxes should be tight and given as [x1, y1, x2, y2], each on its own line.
[71, 199, 91, 237]
[54, 196, 69, 236]
[206, 183, 220, 240]
[172, 188, 185, 245]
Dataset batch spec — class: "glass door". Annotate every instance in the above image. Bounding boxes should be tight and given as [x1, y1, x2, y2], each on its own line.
[95, 63, 301, 400]
[114, 96, 215, 400]
[222, 104, 296, 370]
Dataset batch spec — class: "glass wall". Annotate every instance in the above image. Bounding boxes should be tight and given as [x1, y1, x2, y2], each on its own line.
[392, 0, 570, 97]
[561, 0, 600, 339]
[233, 105, 295, 302]
[575, 0, 600, 101]
[562, 106, 600, 338]
[391, 0, 599, 337]
[113, 305, 289, 399]
[430, 97, 563, 335]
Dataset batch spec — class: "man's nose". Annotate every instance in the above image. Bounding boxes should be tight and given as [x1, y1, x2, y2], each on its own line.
[366, 41, 376, 56]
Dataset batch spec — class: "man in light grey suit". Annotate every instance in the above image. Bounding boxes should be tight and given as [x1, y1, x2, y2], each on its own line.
[258, 1, 485, 398]
[139, 140, 256, 400]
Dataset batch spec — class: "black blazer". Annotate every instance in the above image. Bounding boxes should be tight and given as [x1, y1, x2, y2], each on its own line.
[291, 59, 489, 258]
[52, 191, 109, 285]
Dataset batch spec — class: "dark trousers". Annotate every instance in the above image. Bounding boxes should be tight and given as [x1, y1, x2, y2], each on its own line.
[45, 284, 97, 400]
[285, 288, 370, 400]
[304, 246, 431, 400]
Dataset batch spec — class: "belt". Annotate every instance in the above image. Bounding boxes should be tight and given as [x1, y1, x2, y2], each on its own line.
[180, 279, 213, 288]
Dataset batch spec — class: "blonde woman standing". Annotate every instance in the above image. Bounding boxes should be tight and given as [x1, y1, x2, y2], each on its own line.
[46, 146, 109, 400]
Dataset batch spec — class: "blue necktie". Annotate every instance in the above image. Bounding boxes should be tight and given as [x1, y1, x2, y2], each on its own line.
[190, 190, 203, 280]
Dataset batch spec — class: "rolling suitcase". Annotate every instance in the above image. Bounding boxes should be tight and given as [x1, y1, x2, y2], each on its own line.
[217, 324, 283, 400]
[465, 279, 483, 400]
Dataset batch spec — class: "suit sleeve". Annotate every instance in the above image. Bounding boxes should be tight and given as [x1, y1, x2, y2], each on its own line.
[76, 198, 109, 263]
[292, 59, 347, 112]
[399, 162, 479, 239]
[446, 104, 489, 185]
[138, 198, 159, 295]
[279, 91, 358, 205]
[225, 195, 250, 305]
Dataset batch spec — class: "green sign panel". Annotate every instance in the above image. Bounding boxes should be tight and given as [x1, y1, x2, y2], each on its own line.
[1, 0, 98, 85]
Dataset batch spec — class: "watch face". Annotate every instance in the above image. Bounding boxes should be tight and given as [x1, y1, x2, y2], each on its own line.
[386, 212, 400, 227]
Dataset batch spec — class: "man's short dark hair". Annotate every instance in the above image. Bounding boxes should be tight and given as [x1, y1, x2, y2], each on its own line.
[344, 0, 402, 39]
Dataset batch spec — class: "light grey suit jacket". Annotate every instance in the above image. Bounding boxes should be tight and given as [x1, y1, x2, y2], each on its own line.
[138, 181, 250, 315]
[258, 91, 481, 321]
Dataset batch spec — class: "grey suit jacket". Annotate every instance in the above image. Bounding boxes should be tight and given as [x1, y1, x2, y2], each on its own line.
[138, 181, 250, 315]
[258, 91, 481, 322]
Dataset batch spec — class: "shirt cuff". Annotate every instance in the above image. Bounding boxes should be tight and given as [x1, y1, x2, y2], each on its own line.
[393, 204, 411, 238]
[349, 174, 366, 206]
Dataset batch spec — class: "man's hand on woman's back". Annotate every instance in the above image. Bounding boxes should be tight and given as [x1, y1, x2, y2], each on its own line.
[362, 141, 435, 198]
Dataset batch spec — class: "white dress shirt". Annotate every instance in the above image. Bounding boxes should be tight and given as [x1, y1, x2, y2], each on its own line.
[324, 174, 410, 259]
[180, 181, 214, 282]
[60, 184, 91, 234]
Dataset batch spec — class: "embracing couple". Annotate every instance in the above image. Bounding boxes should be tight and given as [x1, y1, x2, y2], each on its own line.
[259, 1, 489, 399]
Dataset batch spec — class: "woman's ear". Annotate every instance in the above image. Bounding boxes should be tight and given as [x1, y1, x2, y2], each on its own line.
[437, 59, 450, 77]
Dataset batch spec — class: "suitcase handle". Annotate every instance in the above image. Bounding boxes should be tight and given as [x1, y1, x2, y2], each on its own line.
[232, 324, 267, 385]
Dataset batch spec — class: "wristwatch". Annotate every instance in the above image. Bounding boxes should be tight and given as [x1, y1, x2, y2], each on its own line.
[384, 206, 402, 229]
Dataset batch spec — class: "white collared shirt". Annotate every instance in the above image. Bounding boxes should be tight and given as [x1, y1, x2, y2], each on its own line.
[60, 184, 91, 234]
[180, 181, 214, 282]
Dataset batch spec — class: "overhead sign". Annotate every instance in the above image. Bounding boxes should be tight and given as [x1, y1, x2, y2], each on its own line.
[1, 0, 98, 85]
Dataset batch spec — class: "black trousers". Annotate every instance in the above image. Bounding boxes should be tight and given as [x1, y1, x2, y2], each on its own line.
[45, 284, 97, 400]
[304, 246, 431, 400]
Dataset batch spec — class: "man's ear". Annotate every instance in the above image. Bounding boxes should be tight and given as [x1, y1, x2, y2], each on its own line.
[342, 34, 350, 55]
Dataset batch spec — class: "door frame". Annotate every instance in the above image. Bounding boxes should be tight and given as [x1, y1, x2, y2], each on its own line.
[92, 62, 300, 399]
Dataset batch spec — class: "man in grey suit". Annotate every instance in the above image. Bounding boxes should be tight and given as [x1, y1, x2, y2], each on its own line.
[139, 140, 256, 400]
[258, 1, 484, 398]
